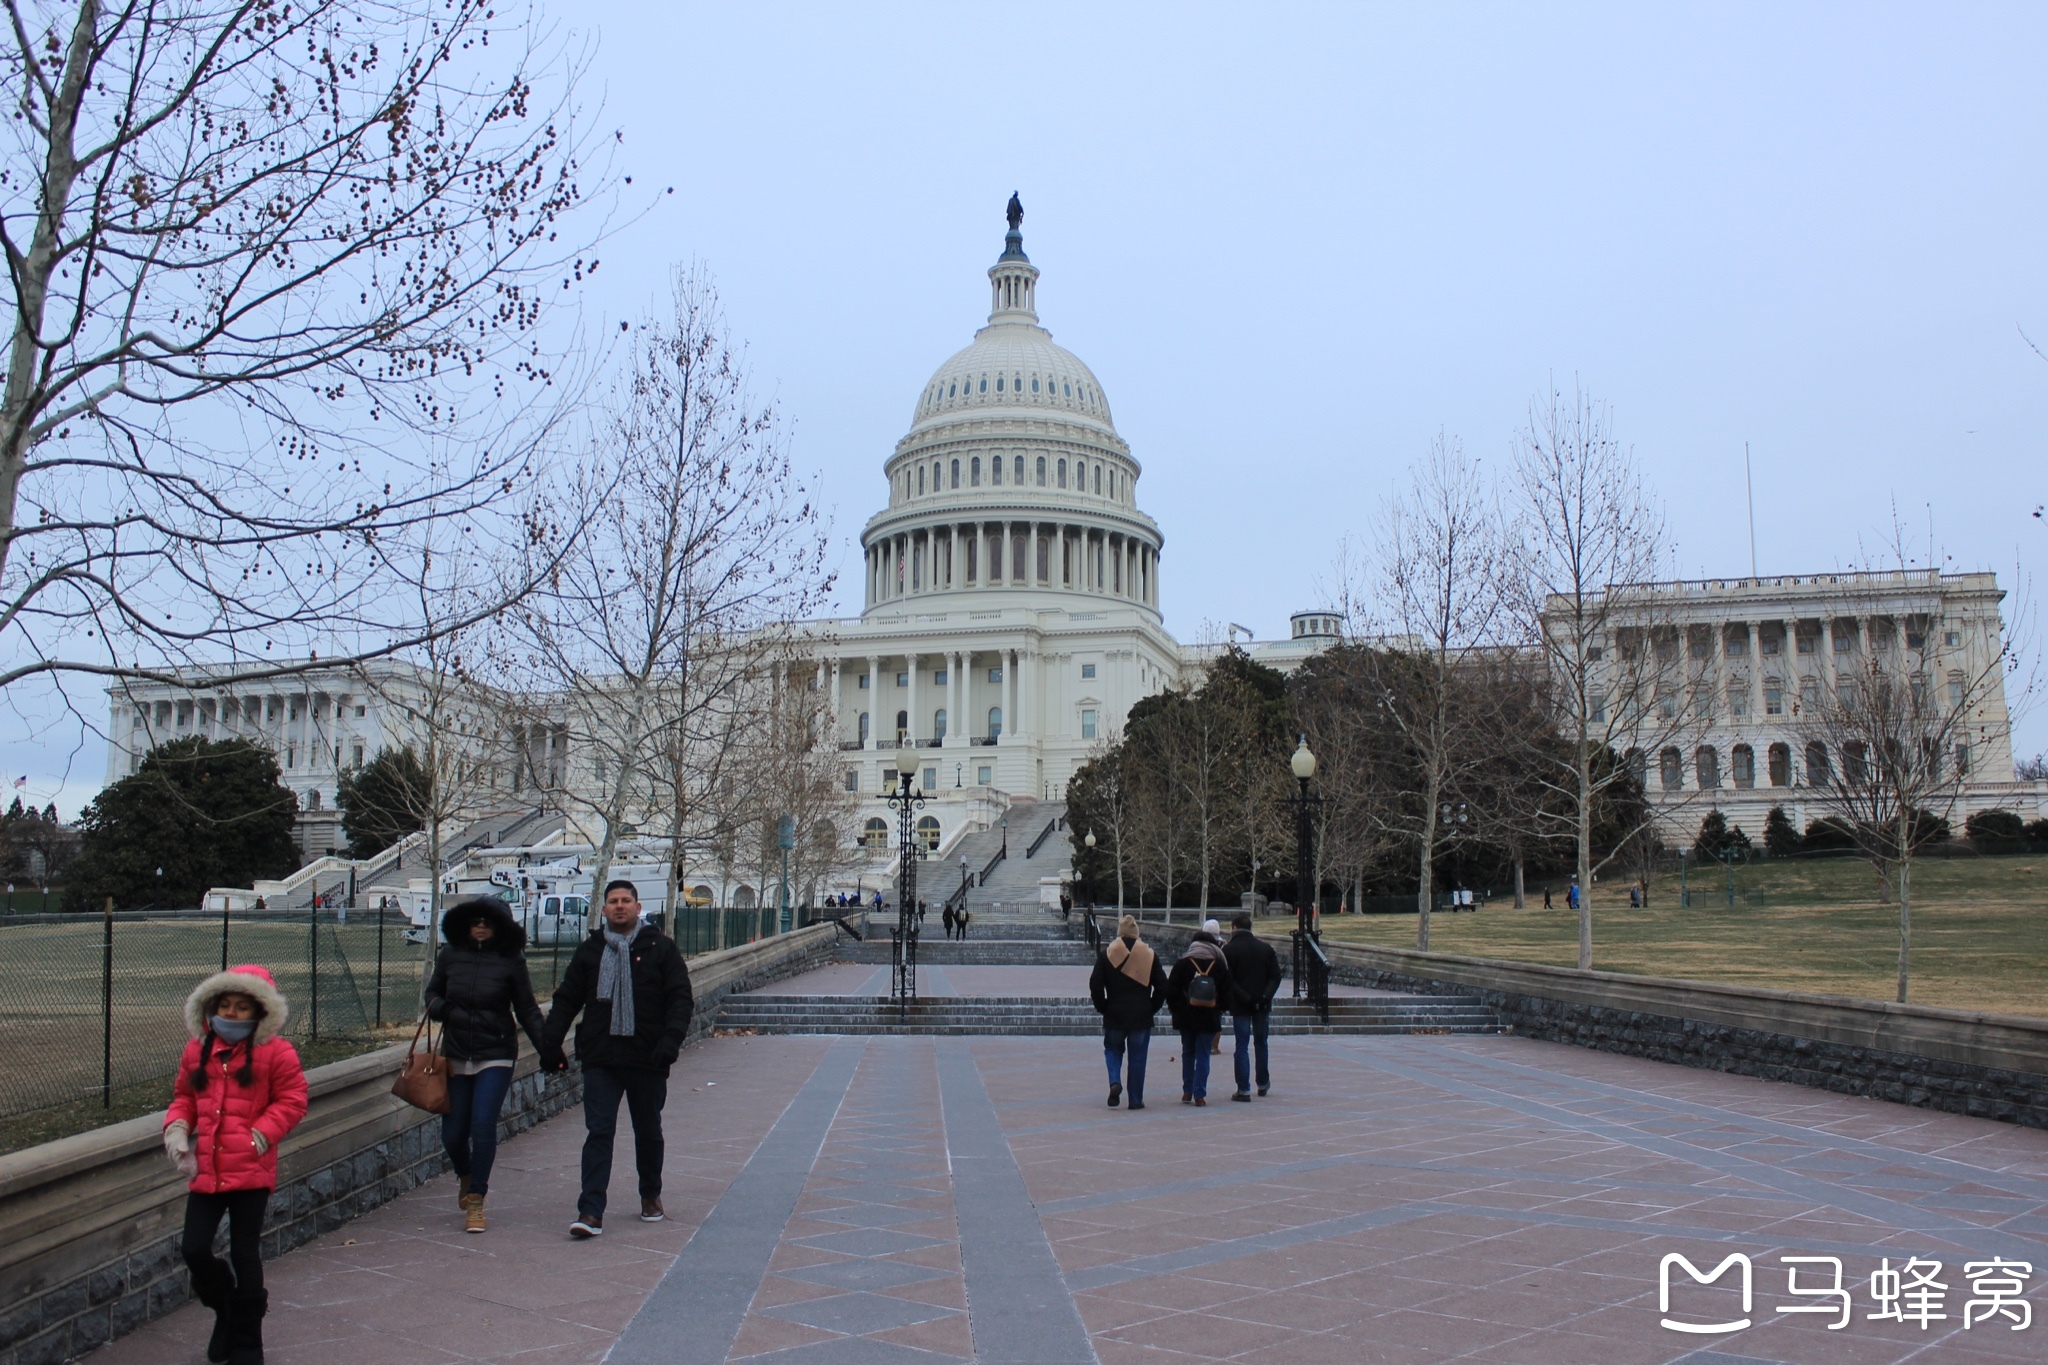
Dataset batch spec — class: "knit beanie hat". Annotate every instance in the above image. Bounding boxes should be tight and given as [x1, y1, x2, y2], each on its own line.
[1117, 914, 1138, 937]
[1202, 918, 1221, 936]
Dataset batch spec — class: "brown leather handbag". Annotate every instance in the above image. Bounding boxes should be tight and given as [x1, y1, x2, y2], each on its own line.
[391, 1014, 451, 1114]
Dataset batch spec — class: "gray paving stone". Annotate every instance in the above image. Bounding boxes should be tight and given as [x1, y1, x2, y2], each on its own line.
[793, 1228, 948, 1257]
[739, 1339, 967, 1365]
[780, 1259, 951, 1292]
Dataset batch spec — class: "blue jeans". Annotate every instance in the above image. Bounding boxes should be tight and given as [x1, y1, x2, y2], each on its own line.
[1102, 1027, 1151, 1104]
[442, 1066, 515, 1196]
[1180, 1029, 1216, 1099]
[579, 1065, 668, 1221]
[1232, 1010, 1271, 1094]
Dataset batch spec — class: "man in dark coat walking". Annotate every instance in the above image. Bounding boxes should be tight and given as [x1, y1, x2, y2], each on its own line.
[1089, 914, 1167, 1110]
[1222, 911, 1282, 1100]
[541, 880, 693, 1239]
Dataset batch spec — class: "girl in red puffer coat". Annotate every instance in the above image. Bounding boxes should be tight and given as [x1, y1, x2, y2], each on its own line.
[163, 964, 308, 1365]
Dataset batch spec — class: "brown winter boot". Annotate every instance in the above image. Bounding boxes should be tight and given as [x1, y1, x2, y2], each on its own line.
[463, 1192, 487, 1234]
[457, 1173, 471, 1207]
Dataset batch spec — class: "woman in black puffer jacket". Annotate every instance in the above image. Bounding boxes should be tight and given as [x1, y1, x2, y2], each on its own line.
[424, 896, 545, 1233]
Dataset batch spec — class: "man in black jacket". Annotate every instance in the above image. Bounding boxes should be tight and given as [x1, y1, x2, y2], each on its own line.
[1088, 914, 1168, 1110]
[1222, 912, 1282, 1100]
[540, 880, 693, 1238]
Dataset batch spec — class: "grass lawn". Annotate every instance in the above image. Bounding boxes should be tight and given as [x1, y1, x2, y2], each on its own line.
[1311, 853, 2048, 1017]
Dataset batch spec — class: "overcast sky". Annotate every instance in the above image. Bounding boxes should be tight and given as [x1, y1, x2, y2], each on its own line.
[12, 1, 2046, 811]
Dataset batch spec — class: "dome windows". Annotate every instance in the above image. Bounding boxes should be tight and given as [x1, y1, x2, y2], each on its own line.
[1057, 458, 1067, 489]
[1063, 381, 1072, 397]
[1036, 456, 1047, 487]
[1031, 376, 1040, 393]
[979, 376, 987, 393]
[971, 456, 982, 486]
[950, 458, 960, 489]
[996, 375, 1004, 392]
[991, 455, 1003, 486]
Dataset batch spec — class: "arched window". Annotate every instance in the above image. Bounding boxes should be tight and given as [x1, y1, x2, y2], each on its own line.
[996, 375, 1004, 392]
[1036, 455, 1047, 486]
[1805, 740, 1830, 786]
[1057, 458, 1067, 488]
[933, 708, 948, 742]
[1695, 745, 1720, 789]
[1013, 455, 1024, 484]
[733, 885, 757, 908]
[987, 706, 1002, 740]
[917, 466, 926, 495]
[1732, 744, 1756, 789]
[1031, 376, 1040, 392]
[979, 376, 987, 393]
[917, 815, 941, 853]
[991, 455, 1002, 485]
[1845, 741, 1869, 786]
[1768, 742, 1792, 787]
[950, 459, 960, 489]
[1624, 748, 1646, 787]
[895, 710, 909, 742]
[858, 711, 870, 743]
[971, 456, 982, 486]
[1094, 464, 1102, 494]
[947, 381, 956, 397]
[862, 817, 888, 850]
[1064, 381, 1072, 396]
[1659, 747, 1683, 791]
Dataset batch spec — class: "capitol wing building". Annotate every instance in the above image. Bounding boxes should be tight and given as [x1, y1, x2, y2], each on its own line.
[101, 208, 2041, 895]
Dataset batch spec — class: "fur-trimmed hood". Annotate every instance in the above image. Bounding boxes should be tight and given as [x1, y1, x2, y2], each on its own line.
[184, 964, 290, 1041]
[441, 895, 528, 955]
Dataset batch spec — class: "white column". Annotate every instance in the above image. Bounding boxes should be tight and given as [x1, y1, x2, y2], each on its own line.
[1003, 648, 1017, 743]
[828, 658, 842, 737]
[866, 655, 882, 748]
[1747, 622, 1764, 720]
[1820, 617, 1835, 691]
[948, 650, 964, 747]
[905, 652, 920, 749]
[1018, 647, 1035, 741]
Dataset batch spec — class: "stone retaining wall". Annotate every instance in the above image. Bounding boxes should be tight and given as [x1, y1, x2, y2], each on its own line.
[0, 922, 839, 1365]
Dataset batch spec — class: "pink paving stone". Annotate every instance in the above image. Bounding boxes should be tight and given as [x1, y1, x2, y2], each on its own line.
[78, 1029, 2048, 1365]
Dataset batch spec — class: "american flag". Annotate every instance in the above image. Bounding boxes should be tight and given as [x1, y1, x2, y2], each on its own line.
[11, 777, 23, 790]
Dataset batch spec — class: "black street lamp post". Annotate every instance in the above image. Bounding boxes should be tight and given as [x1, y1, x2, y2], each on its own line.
[885, 744, 925, 1016]
[1286, 738, 1326, 1022]
[1438, 801, 1469, 910]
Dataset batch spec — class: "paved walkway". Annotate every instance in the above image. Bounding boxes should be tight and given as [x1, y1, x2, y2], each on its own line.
[93, 1033, 2048, 1364]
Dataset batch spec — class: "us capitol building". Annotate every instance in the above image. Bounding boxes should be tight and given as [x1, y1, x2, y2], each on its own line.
[102, 203, 2039, 885]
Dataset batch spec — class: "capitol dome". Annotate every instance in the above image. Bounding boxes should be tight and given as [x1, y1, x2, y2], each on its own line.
[860, 200, 1162, 622]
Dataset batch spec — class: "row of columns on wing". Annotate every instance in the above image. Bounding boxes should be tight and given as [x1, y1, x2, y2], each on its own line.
[818, 649, 1064, 752]
[865, 521, 1156, 607]
[123, 690, 376, 794]
[1602, 612, 1984, 794]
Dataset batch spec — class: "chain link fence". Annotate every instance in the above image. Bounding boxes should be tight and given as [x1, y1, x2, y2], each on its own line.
[0, 901, 841, 1122]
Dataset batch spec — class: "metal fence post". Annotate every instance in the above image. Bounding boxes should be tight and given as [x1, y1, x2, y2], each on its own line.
[373, 901, 386, 1027]
[102, 896, 114, 1108]
[309, 887, 320, 1041]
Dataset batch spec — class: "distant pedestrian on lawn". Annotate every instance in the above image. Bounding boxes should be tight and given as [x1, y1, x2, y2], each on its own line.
[1566, 882, 1579, 911]
[541, 880, 694, 1240]
[1543, 886, 1552, 910]
[1166, 921, 1238, 1106]
[1222, 912, 1281, 1100]
[164, 964, 308, 1365]
[425, 896, 547, 1234]
[1090, 913, 1167, 1110]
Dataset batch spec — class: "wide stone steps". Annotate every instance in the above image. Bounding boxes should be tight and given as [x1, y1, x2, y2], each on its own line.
[835, 938, 1093, 966]
[716, 993, 1501, 1037]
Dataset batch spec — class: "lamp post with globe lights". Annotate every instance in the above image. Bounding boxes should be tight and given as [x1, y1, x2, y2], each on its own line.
[885, 744, 925, 1014]
[1287, 737, 1328, 1021]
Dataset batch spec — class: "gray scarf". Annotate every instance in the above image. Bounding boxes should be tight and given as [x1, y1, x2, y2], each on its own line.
[597, 926, 637, 1035]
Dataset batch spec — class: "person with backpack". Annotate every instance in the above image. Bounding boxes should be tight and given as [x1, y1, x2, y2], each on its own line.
[1165, 923, 1238, 1106]
[1089, 913, 1168, 1110]
[424, 895, 547, 1234]
[164, 964, 309, 1364]
[1222, 911, 1282, 1100]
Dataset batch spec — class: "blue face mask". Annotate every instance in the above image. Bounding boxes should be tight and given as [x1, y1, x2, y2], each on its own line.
[211, 1016, 257, 1043]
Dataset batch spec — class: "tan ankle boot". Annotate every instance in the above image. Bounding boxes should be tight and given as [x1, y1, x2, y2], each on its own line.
[463, 1192, 487, 1234]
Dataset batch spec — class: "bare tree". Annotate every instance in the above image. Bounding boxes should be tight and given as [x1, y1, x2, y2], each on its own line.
[1, 0, 606, 717]
[1509, 385, 1689, 969]
[1795, 569, 2034, 1002]
[1344, 433, 1517, 949]
[520, 267, 831, 901]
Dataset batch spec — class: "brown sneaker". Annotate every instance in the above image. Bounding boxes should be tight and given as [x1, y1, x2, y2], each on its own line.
[457, 1174, 471, 1207]
[639, 1196, 666, 1223]
[462, 1193, 487, 1234]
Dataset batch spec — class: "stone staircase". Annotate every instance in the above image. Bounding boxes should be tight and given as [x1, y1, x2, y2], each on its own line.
[716, 992, 1500, 1037]
[935, 800, 1069, 920]
[836, 919, 1092, 966]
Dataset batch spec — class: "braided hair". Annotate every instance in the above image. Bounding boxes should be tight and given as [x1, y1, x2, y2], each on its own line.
[190, 1001, 263, 1091]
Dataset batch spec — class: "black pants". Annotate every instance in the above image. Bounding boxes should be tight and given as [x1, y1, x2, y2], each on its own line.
[579, 1064, 667, 1220]
[182, 1189, 269, 1293]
